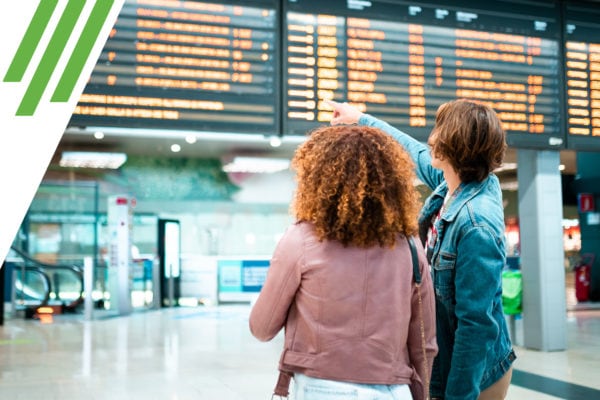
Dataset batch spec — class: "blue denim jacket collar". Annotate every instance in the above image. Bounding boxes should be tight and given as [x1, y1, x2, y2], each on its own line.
[419, 181, 445, 226]
[420, 177, 491, 225]
[443, 178, 489, 222]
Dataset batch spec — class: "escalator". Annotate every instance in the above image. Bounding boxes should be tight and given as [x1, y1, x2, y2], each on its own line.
[7, 246, 85, 317]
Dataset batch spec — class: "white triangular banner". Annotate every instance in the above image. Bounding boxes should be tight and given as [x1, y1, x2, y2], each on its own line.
[0, 0, 124, 265]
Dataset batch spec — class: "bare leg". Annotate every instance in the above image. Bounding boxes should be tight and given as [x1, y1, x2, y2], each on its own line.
[478, 368, 513, 400]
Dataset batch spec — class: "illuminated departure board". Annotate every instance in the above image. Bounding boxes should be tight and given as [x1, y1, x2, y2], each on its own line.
[69, 0, 279, 134]
[565, 2, 600, 150]
[283, 0, 563, 149]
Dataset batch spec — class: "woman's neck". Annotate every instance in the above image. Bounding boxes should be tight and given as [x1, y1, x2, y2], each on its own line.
[444, 167, 462, 195]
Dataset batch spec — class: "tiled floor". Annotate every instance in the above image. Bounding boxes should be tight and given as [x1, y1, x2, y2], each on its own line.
[1, 304, 599, 400]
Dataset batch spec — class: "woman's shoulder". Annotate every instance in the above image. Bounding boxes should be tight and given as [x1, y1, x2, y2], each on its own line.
[290, 220, 314, 232]
[283, 221, 319, 242]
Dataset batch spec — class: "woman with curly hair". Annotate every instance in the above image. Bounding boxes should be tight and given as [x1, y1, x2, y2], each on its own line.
[249, 125, 437, 400]
[328, 99, 516, 400]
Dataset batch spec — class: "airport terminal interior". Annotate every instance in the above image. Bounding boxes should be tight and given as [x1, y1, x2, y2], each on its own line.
[3, 0, 600, 399]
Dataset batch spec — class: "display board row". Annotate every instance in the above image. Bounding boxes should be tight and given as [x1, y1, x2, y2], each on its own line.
[69, 0, 600, 150]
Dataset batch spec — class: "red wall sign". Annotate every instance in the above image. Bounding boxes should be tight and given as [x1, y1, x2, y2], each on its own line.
[578, 193, 595, 213]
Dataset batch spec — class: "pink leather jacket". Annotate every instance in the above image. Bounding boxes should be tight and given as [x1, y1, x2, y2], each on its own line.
[249, 222, 437, 400]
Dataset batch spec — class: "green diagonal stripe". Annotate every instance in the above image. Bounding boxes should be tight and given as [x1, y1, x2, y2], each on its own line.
[3, 0, 59, 83]
[16, 0, 86, 116]
[52, 0, 114, 103]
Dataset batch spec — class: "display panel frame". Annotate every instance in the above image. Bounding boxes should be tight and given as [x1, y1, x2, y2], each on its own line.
[282, 0, 566, 149]
[564, 0, 600, 151]
[68, 0, 282, 136]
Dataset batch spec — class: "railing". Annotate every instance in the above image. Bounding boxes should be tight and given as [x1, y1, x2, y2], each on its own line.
[9, 246, 85, 311]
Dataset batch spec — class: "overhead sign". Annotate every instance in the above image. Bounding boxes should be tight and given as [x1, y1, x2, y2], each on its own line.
[69, 0, 280, 135]
[283, 0, 562, 149]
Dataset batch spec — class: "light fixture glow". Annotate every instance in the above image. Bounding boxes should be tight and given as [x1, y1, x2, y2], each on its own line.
[59, 152, 127, 169]
[93, 131, 104, 139]
[185, 135, 197, 144]
[171, 144, 181, 152]
[222, 156, 290, 173]
[269, 136, 282, 147]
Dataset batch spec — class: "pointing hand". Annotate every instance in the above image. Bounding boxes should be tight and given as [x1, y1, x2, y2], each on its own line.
[324, 100, 363, 126]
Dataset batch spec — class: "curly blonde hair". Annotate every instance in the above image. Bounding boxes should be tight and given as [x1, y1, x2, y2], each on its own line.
[292, 125, 420, 248]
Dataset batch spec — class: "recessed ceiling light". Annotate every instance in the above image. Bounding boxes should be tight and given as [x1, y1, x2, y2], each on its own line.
[59, 152, 126, 169]
[94, 131, 104, 139]
[269, 136, 282, 147]
[185, 135, 197, 144]
[222, 156, 290, 173]
[171, 144, 181, 152]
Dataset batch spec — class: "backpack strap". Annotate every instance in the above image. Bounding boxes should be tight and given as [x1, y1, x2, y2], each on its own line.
[407, 235, 430, 400]
[408, 236, 422, 285]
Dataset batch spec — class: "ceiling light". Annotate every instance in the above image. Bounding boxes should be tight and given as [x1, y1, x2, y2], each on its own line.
[59, 152, 127, 169]
[171, 144, 181, 152]
[185, 135, 197, 144]
[93, 131, 104, 139]
[222, 156, 290, 173]
[269, 136, 282, 147]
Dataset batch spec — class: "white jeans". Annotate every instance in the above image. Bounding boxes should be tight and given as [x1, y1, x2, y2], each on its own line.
[293, 373, 413, 400]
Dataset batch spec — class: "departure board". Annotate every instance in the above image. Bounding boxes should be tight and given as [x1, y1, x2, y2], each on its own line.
[69, 0, 279, 134]
[283, 0, 563, 149]
[565, 2, 600, 151]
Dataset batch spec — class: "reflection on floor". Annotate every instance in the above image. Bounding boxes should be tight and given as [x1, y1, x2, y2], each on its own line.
[1, 305, 599, 400]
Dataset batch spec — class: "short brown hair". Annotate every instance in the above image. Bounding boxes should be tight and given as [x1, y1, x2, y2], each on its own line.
[430, 99, 506, 182]
[292, 125, 420, 248]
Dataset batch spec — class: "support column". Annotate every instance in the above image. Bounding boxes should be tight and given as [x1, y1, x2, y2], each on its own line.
[517, 149, 566, 351]
[83, 257, 94, 321]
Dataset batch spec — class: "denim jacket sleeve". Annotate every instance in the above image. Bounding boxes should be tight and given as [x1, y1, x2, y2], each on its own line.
[445, 224, 505, 400]
[358, 114, 443, 191]
[249, 224, 303, 341]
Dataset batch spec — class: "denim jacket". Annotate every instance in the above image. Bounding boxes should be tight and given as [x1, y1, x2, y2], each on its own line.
[360, 114, 515, 400]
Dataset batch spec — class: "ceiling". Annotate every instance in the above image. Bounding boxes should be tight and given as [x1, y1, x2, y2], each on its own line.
[56, 127, 301, 162]
[55, 127, 578, 177]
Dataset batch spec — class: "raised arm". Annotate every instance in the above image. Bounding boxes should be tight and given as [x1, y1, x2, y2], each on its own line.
[327, 100, 443, 190]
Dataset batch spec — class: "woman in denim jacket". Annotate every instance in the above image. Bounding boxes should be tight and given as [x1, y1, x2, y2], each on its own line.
[329, 99, 516, 400]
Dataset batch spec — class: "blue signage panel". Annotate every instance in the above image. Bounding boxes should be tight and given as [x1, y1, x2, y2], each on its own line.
[241, 260, 270, 292]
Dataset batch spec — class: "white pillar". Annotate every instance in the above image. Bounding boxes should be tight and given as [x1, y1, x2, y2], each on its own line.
[517, 149, 566, 351]
[107, 195, 133, 315]
[83, 256, 94, 321]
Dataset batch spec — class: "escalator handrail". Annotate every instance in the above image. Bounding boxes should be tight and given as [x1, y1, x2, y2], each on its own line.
[9, 245, 83, 272]
[9, 245, 85, 309]
[13, 265, 52, 307]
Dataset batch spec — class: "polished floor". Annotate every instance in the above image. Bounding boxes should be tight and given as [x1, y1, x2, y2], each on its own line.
[1, 304, 599, 400]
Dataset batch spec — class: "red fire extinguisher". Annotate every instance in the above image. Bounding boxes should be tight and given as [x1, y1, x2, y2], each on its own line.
[575, 254, 594, 302]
